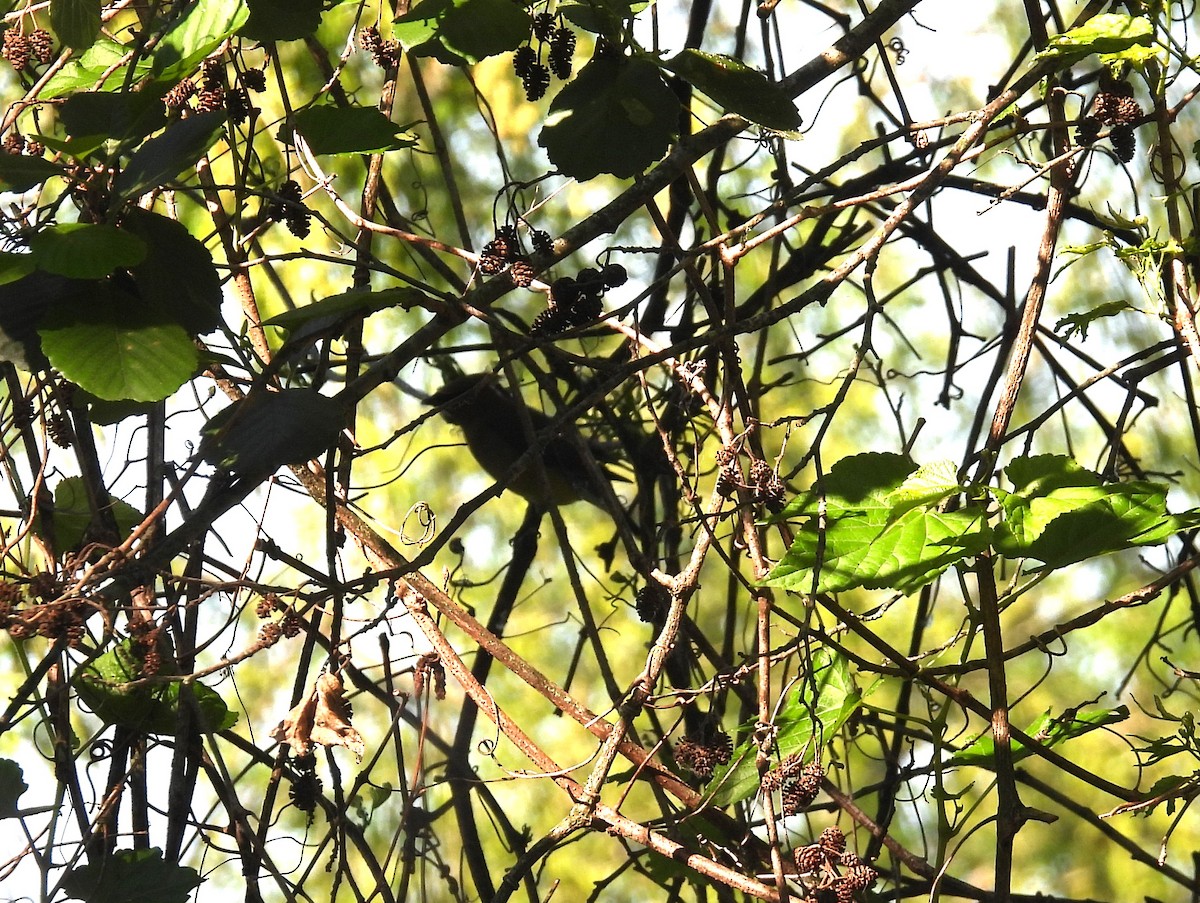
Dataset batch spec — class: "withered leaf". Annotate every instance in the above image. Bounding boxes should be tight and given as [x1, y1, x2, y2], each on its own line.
[271, 671, 364, 762]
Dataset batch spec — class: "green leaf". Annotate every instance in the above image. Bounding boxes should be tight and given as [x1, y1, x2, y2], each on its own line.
[539, 56, 681, 180]
[883, 459, 962, 515]
[994, 454, 1198, 567]
[200, 389, 343, 475]
[1053, 300, 1133, 341]
[264, 286, 429, 330]
[114, 111, 225, 202]
[62, 848, 202, 903]
[292, 105, 420, 156]
[395, 0, 531, 63]
[761, 452, 987, 595]
[43, 38, 154, 98]
[59, 91, 167, 144]
[151, 0, 250, 82]
[50, 0, 101, 51]
[241, 0, 323, 42]
[44, 476, 144, 553]
[1040, 13, 1154, 63]
[0, 759, 28, 818]
[764, 505, 990, 595]
[38, 282, 198, 402]
[663, 49, 801, 131]
[708, 648, 868, 807]
[76, 638, 237, 734]
[122, 208, 222, 336]
[0, 154, 66, 192]
[29, 224, 147, 279]
[951, 704, 1129, 766]
[558, 0, 646, 37]
[0, 253, 34, 287]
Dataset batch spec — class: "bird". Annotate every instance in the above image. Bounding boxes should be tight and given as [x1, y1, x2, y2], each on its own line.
[426, 372, 620, 509]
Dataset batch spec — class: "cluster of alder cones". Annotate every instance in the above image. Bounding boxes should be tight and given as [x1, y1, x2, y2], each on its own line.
[1075, 71, 1142, 163]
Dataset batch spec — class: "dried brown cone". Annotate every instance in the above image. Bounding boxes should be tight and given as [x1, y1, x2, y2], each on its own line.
[224, 86, 251, 124]
[164, 78, 197, 109]
[513, 44, 536, 80]
[242, 68, 267, 92]
[548, 26, 576, 80]
[1111, 124, 1136, 163]
[3, 30, 30, 71]
[634, 583, 669, 622]
[793, 842, 827, 874]
[530, 228, 553, 255]
[509, 256, 535, 288]
[258, 621, 283, 646]
[530, 305, 571, 337]
[833, 879, 856, 903]
[2, 133, 24, 155]
[254, 596, 275, 618]
[360, 25, 384, 57]
[48, 413, 74, 448]
[28, 29, 54, 65]
[195, 85, 225, 113]
[289, 753, 321, 815]
[673, 734, 730, 781]
[781, 780, 815, 815]
[761, 752, 802, 791]
[847, 864, 878, 892]
[1075, 115, 1100, 146]
[820, 825, 847, 855]
[522, 61, 551, 101]
[286, 209, 312, 239]
[1092, 76, 1139, 126]
[715, 462, 740, 499]
[281, 611, 302, 638]
[531, 11, 556, 42]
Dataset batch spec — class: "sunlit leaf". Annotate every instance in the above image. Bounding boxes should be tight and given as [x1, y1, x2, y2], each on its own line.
[707, 649, 870, 807]
[952, 705, 1129, 766]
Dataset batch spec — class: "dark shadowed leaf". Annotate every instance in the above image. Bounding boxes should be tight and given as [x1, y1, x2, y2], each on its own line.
[122, 208, 222, 336]
[62, 848, 202, 903]
[59, 91, 166, 144]
[38, 282, 197, 402]
[45, 475, 145, 553]
[50, 0, 101, 51]
[293, 105, 419, 156]
[264, 286, 430, 330]
[242, 0, 323, 41]
[539, 56, 680, 180]
[0, 154, 66, 192]
[114, 111, 224, 201]
[200, 389, 343, 475]
[0, 760, 27, 818]
[29, 224, 146, 279]
[395, 0, 530, 63]
[663, 49, 802, 131]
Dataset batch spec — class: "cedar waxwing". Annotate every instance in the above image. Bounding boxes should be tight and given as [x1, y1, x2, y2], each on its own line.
[427, 372, 619, 509]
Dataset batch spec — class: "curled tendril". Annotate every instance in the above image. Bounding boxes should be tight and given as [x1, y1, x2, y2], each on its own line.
[888, 36, 908, 65]
[401, 502, 436, 546]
